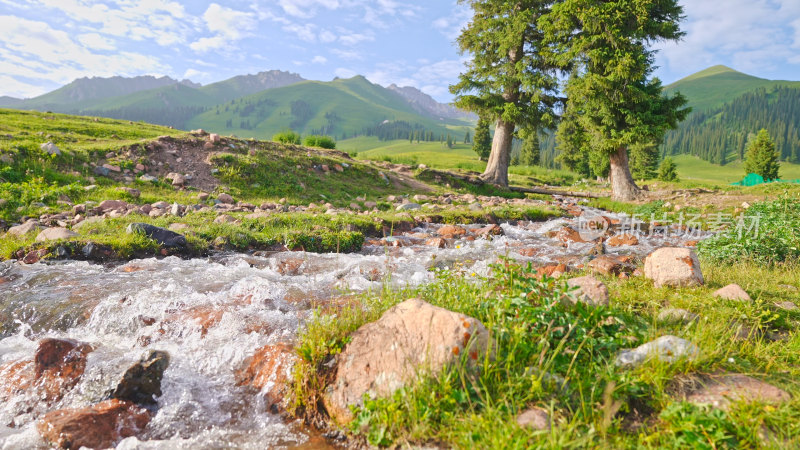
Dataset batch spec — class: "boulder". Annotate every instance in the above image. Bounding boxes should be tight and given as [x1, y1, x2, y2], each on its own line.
[683, 373, 790, 411]
[644, 248, 704, 288]
[209, 133, 220, 143]
[6, 220, 42, 237]
[713, 284, 751, 302]
[607, 233, 639, 247]
[426, 238, 447, 249]
[217, 193, 234, 204]
[516, 407, 550, 431]
[475, 224, 504, 237]
[126, 223, 187, 248]
[35, 227, 78, 242]
[588, 255, 625, 276]
[37, 399, 151, 450]
[235, 344, 298, 411]
[325, 299, 490, 423]
[0, 338, 93, 403]
[40, 142, 61, 155]
[565, 276, 610, 307]
[98, 199, 128, 212]
[437, 225, 467, 238]
[616, 335, 699, 367]
[550, 226, 585, 244]
[81, 242, 114, 261]
[105, 350, 170, 406]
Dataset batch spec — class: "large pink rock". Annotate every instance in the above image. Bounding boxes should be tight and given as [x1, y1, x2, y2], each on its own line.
[644, 247, 704, 288]
[325, 299, 490, 423]
[37, 399, 151, 449]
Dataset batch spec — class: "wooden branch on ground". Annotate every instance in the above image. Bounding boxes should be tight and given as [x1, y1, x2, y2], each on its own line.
[508, 185, 607, 199]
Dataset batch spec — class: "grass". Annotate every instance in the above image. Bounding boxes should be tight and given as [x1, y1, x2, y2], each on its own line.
[672, 155, 800, 185]
[292, 257, 800, 449]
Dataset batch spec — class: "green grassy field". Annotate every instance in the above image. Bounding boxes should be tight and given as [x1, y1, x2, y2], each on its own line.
[672, 155, 800, 185]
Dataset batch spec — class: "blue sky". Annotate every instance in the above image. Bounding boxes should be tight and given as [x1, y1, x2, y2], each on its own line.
[1, 0, 799, 102]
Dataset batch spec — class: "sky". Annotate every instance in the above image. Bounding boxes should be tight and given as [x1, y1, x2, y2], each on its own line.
[1, 0, 799, 102]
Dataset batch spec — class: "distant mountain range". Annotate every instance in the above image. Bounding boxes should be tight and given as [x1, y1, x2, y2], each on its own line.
[0, 70, 471, 140]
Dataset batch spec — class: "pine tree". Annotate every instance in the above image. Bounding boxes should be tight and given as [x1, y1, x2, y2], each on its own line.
[543, 0, 689, 200]
[657, 157, 679, 182]
[451, 0, 560, 186]
[744, 129, 780, 180]
[464, 130, 471, 144]
[446, 134, 454, 149]
[473, 116, 492, 161]
[519, 129, 540, 166]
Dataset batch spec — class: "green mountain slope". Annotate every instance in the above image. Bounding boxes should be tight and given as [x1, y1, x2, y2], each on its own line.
[199, 70, 304, 103]
[186, 76, 462, 140]
[0, 96, 22, 107]
[666, 65, 800, 112]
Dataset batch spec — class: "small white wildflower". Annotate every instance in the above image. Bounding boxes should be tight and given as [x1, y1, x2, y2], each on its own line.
[728, 358, 735, 363]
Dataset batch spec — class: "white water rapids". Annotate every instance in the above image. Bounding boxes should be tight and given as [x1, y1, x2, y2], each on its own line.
[0, 204, 710, 449]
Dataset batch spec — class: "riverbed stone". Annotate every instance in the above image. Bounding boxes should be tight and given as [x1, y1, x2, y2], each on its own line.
[607, 233, 639, 247]
[713, 284, 751, 301]
[516, 407, 550, 431]
[644, 248, 704, 288]
[106, 350, 170, 406]
[126, 223, 186, 248]
[235, 343, 297, 411]
[683, 373, 790, 411]
[437, 225, 467, 238]
[6, 220, 42, 237]
[566, 276, 610, 307]
[588, 255, 625, 276]
[616, 335, 699, 367]
[38, 399, 151, 450]
[35, 227, 78, 242]
[325, 298, 490, 423]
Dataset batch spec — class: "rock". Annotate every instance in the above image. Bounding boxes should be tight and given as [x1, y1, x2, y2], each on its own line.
[349, 202, 361, 210]
[644, 248, 704, 288]
[165, 172, 185, 186]
[126, 223, 187, 248]
[325, 299, 490, 423]
[35, 227, 78, 242]
[235, 344, 298, 411]
[475, 224, 504, 237]
[1, 338, 93, 404]
[396, 203, 421, 211]
[437, 225, 467, 238]
[333, 164, 344, 172]
[775, 301, 798, 311]
[103, 163, 121, 173]
[426, 238, 447, 249]
[214, 214, 239, 224]
[565, 276, 610, 307]
[616, 335, 699, 367]
[217, 193, 234, 204]
[607, 233, 639, 247]
[82, 242, 113, 260]
[713, 284, 751, 301]
[657, 308, 699, 324]
[516, 407, 550, 431]
[684, 373, 790, 411]
[168, 223, 189, 232]
[6, 220, 42, 237]
[550, 226, 585, 244]
[23, 248, 48, 264]
[198, 192, 210, 201]
[139, 174, 157, 182]
[98, 199, 128, 212]
[40, 142, 61, 155]
[105, 350, 170, 405]
[0, 154, 13, 164]
[588, 255, 625, 276]
[37, 399, 151, 450]
[209, 133, 220, 143]
[364, 201, 377, 209]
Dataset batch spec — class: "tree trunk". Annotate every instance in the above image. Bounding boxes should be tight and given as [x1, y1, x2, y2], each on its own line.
[481, 119, 515, 186]
[609, 146, 641, 201]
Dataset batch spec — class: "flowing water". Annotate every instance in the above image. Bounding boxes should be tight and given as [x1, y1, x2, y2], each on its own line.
[0, 203, 711, 449]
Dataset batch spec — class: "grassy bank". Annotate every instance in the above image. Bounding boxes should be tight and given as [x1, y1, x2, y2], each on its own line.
[292, 258, 800, 448]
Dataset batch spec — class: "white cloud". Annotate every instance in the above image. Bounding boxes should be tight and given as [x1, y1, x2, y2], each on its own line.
[182, 68, 208, 81]
[319, 30, 338, 43]
[338, 30, 373, 46]
[191, 3, 257, 52]
[334, 67, 358, 78]
[282, 23, 318, 43]
[365, 58, 466, 100]
[312, 55, 328, 64]
[331, 48, 364, 61]
[77, 33, 116, 51]
[277, 0, 345, 19]
[433, 2, 472, 40]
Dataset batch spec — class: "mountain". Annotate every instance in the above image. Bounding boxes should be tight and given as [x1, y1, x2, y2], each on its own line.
[661, 66, 800, 165]
[387, 84, 475, 121]
[199, 70, 304, 103]
[15, 75, 198, 111]
[0, 96, 21, 107]
[665, 65, 800, 113]
[186, 75, 466, 141]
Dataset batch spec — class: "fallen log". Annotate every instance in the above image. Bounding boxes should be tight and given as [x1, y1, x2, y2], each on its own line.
[508, 185, 607, 199]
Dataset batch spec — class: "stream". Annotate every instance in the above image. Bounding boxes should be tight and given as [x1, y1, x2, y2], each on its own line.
[0, 202, 711, 449]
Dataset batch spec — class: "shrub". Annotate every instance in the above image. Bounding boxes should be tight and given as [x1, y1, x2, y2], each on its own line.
[697, 195, 800, 264]
[303, 135, 336, 149]
[657, 157, 679, 182]
[273, 130, 301, 145]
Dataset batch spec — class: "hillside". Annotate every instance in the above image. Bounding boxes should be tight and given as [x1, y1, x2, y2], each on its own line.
[665, 65, 800, 112]
[387, 84, 475, 121]
[186, 76, 466, 141]
[199, 70, 305, 103]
